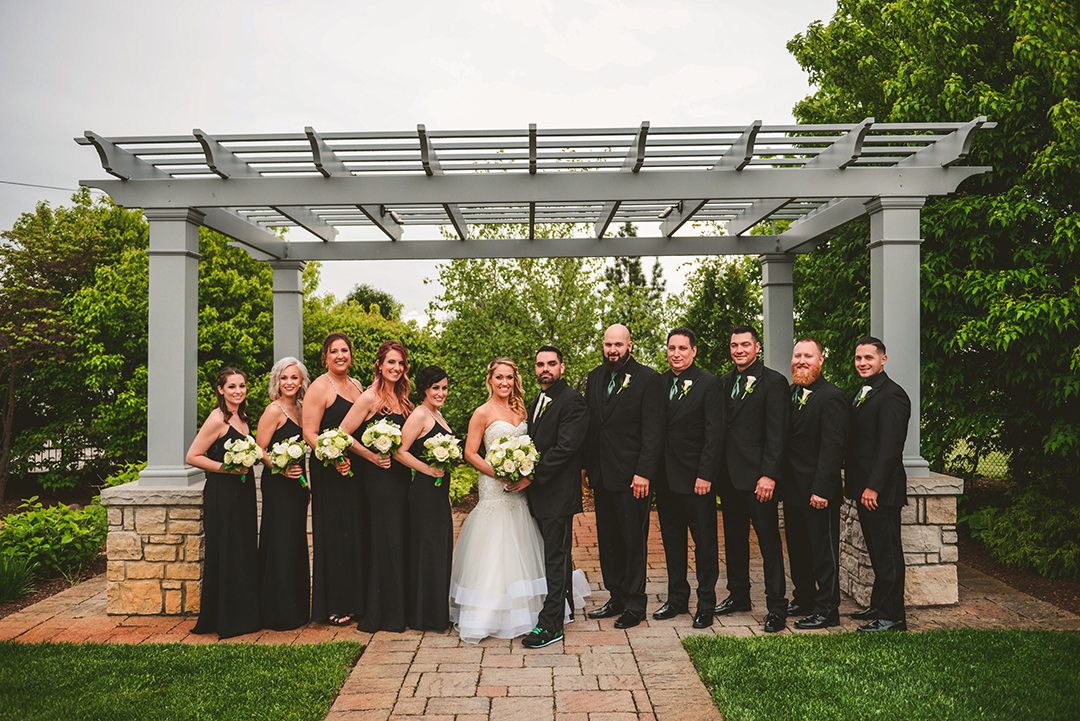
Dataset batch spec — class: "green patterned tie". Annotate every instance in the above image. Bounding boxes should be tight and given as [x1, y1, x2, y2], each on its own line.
[731, 373, 742, 400]
[670, 378, 679, 400]
[607, 372, 617, 396]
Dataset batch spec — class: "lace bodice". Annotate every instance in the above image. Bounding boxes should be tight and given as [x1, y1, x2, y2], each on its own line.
[476, 420, 529, 514]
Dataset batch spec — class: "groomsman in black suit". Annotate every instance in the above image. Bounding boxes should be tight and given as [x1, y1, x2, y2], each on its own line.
[781, 338, 849, 630]
[521, 345, 590, 648]
[653, 327, 723, 629]
[846, 336, 910, 632]
[715, 325, 790, 633]
[584, 323, 665, 629]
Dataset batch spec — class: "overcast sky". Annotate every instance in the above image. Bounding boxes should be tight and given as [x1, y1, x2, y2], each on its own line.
[1, 0, 837, 323]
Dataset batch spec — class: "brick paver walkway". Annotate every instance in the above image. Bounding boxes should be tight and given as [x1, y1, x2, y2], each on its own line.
[2, 510, 1078, 720]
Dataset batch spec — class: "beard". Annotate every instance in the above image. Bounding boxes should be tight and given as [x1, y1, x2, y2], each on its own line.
[603, 347, 631, 372]
[791, 365, 821, 386]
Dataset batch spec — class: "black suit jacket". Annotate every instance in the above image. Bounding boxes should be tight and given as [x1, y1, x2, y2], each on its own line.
[658, 365, 724, 494]
[719, 359, 789, 492]
[584, 356, 665, 492]
[845, 371, 910, 507]
[780, 376, 849, 506]
[526, 378, 588, 519]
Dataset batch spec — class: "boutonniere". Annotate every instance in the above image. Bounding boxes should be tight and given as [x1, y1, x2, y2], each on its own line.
[797, 387, 812, 410]
[741, 375, 757, 399]
[618, 374, 632, 394]
[856, 385, 873, 407]
[538, 396, 552, 418]
[679, 379, 693, 399]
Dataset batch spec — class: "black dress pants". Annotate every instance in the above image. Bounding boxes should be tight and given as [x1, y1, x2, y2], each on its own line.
[784, 501, 841, 620]
[857, 503, 906, 622]
[535, 515, 574, 633]
[656, 485, 718, 610]
[719, 481, 787, 615]
[593, 486, 651, 614]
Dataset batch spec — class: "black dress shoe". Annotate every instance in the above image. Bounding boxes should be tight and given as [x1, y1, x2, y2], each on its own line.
[713, 597, 752, 616]
[652, 602, 689, 620]
[763, 612, 786, 633]
[850, 607, 880, 620]
[787, 601, 813, 617]
[793, 613, 840, 630]
[856, 619, 907, 632]
[587, 600, 625, 619]
[692, 609, 714, 628]
[613, 610, 646, 629]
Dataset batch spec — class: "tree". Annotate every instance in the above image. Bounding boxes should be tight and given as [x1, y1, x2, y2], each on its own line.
[600, 223, 669, 366]
[675, 256, 762, 376]
[345, 283, 402, 320]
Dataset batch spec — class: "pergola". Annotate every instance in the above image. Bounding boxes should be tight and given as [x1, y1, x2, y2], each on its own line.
[79, 118, 993, 488]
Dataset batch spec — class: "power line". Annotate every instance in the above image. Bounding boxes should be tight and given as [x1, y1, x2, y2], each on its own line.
[0, 179, 105, 193]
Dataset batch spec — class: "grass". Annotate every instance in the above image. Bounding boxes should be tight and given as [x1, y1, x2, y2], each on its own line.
[684, 629, 1080, 721]
[0, 641, 364, 721]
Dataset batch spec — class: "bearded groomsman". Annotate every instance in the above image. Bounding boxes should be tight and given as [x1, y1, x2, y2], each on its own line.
[521, 345, 590, 649]
[781, 338, 849, 630]
[715, 325, 790, 633]
[846, 336, 911, 632]
[653, 328, 723, 628]
[584, 323, 665, 629]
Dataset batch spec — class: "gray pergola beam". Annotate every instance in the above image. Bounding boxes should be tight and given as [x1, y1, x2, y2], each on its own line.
[593, 121, 649, 238]
[198, 208, 287, 259]
[418, 124, 469, 240]
[271, 205, 338, 242]
[79, 132, 172, 180]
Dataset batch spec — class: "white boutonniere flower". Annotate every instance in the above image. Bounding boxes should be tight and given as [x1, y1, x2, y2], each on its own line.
[741, 375, 758, 399]
[797, 387, 812, 410]
[679, 379, 693, 399]
[856, 385, 873, 407]
[538, 395, 552, 417]
[618, 374, 632, 393]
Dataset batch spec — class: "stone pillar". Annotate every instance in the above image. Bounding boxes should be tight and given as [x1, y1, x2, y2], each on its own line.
[270, 260, 306, 362]
[102, 482, 205, 615]
[865, 197, 928, 474]
[759, 253, 794, 380]
[139, 208, 204, 487]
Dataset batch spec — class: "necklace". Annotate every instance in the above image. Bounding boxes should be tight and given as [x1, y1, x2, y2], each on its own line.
[493, 400, 513, 413]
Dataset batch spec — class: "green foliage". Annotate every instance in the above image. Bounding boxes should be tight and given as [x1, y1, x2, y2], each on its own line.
[0, 497, 107, 579]
[101, 461, 147, 490]
[685, 629, 1080, 720]
[675, 257, 762, 376]
[0, 641, 364, 721]
[600, 223, 670, 365]
[345, 283, 402, 320]
[0, 553, 36, 604]
[448, 465, 479, 506]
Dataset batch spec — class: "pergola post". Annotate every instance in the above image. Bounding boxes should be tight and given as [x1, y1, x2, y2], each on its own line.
[865, 197, 929, 474]
[138, 208, 205, 487]
[759, 253, 794, 379]
[270, 260, 306, 362]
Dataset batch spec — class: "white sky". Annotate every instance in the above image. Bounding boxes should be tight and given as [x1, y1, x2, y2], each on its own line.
[0, 0, 837, 323]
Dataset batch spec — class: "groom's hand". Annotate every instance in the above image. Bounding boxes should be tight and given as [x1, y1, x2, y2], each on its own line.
[631, 474, 649, 499]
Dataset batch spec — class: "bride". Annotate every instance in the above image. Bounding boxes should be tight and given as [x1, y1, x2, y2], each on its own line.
[449, 358, 549, 643]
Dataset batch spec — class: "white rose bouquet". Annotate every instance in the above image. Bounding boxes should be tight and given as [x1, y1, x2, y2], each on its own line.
[314, 427, 354, 476]
[361, 419, 403, 459]
[221, 434, 261, 481]
[485, 434, 540, 485]
[268, 434, 310, 486]
[422, 433, 463, 485]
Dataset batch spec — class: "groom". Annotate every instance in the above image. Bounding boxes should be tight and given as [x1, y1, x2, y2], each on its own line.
[520, 345, 590, 649]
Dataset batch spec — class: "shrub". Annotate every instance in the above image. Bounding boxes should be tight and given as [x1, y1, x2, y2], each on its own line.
[0, 553, 36, 604]
[974, 483, 1080, 581]
[0, 497, 108, 580]
[101, 461, 147, 490]
[449, 466, 478, 506]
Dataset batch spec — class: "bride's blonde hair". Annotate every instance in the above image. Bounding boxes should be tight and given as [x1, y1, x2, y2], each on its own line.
[485, 357, 526, 421]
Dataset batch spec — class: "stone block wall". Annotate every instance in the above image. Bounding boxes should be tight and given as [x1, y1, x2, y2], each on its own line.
[839, 471, 962, 607]
[101, 481, 205, 615]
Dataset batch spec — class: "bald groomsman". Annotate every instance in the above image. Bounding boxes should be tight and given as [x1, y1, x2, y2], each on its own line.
[781, 338, 849, 630]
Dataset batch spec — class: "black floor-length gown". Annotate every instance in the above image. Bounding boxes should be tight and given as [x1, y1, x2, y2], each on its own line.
[257, 417, 311, 631]
[310, 394, 367, 623]
[356, 411, 410, 632]
[192, 425, 261, 638]
[405, 422, 453, 631]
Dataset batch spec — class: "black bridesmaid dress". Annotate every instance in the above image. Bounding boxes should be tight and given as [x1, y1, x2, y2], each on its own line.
[310, 393, 367, 623]
[356, 411, 410, 633]
[192, 425, 261, 639]
[257, 417, 311, 631]
[406, 421, 454, 631]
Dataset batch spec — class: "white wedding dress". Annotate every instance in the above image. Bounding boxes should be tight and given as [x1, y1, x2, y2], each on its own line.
[449, 419, 589, 644]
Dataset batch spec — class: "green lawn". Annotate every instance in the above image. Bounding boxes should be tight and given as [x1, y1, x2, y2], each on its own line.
[0, 641, 364, 721]
[684, 629, 1080, 721]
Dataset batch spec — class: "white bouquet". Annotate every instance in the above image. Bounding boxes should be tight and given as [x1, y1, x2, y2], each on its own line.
[268, 434, 310, 486]
[221, 434, 260, 481]
[422, 433, 463, 485]
[314, 427, 354, 476]
[485, 434, 540, 484]
[361, 419, 403, 459]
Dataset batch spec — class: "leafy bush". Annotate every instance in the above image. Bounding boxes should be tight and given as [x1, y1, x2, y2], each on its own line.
[0, 498, 107, 580]
[0, 553, 36, 604]
[974, 484, 1080, 581]
[449, 466, 478, 506]
[101, 461, 147, 490]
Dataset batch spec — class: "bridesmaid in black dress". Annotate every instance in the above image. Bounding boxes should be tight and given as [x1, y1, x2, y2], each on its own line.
[396, 365, 455, 631]
[342, 340, 413, 633]
[301, 333, 366, 626]
[255, 357, 312, 631]
[187, 367, 261, 639]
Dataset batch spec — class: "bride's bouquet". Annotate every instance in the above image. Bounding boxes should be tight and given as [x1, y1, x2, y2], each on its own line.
[361, 419, 403, 459]
[268, 434, 309, 486]
[485, 434, 539, 485]
[314, 427, 354, 477]
[221, 434, 260, 481]
[422, 433, 463, 486]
